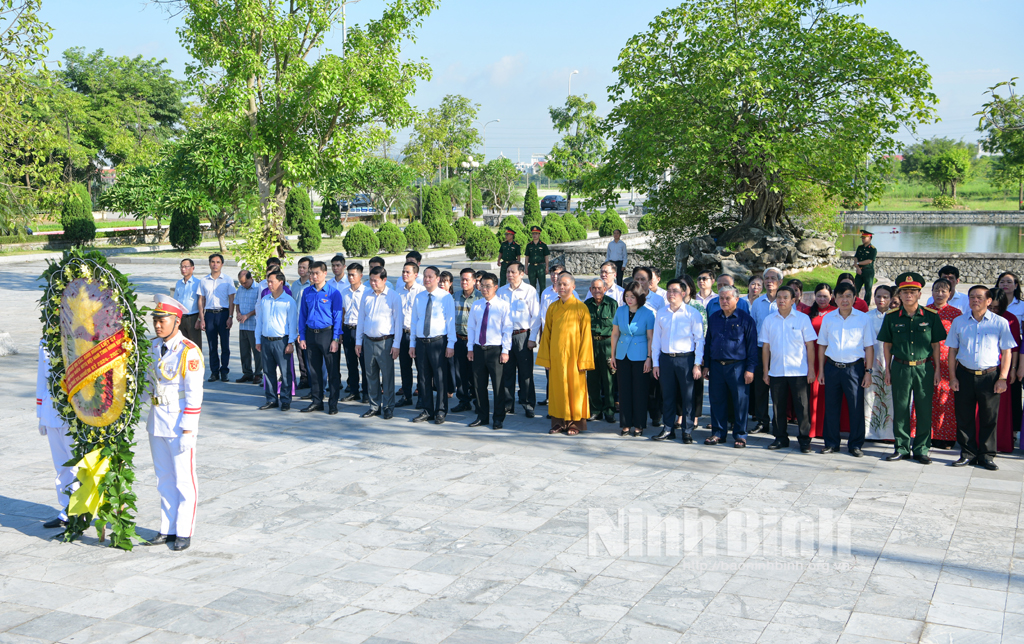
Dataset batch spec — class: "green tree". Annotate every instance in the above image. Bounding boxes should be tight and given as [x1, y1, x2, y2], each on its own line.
[478, 157, 519, 214]
[295, 208, 322, 252]
[452, 215, 475, 244]
[99, 163, 168, 235]
[523, 182, 541, 226]
[545, 94, 605, 211]
[403, 220, 430, 251]
[285, 189, 312, 234]
[169, 208, 202, 250]
[175, 0, 436, 249]
[377, 221, 407, 253]
[979, 79, 1024, 209]
[402, 94, 481, 179]
[926, 148, 972, 199]
[464, 225, 500, 260]
[423, 182, 450, 224]
[595, 0, 935, 250]
[338, 156, 417, 223]
[343, 222, 379, 256]
[61, 183, 95, 245]
[426, 218, 456, 247]
[320, 198, 343, 237]
[991, 156, 1024, 210]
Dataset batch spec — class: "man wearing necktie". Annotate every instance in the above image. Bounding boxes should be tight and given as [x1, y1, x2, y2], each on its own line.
[467, 272, 513, 429]
[409, 266, 457, 424]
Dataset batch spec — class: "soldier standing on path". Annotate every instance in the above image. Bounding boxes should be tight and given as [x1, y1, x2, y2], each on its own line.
[877, 272, 947, 464]
[586, 278, 618, 423]
[497, 228, 522, 287]
[853, 230, 877, 300]
[524, 226, 550, 294]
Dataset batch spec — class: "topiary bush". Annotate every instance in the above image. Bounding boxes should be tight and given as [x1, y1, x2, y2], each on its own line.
[453, 216, 476, 244]
[285, 189, 312, 233]
[343, 222, 379, 256]
[543, 215, 571, 244]
[523, 183, 541, 226]
[637, 213, 657, 232]
[169, 208, 202, 250]
[404, 221, 430, 251]
[295, 208, 322, 252]
[465, 225, 501, 260]
[576, 211, 593, 231]
[599, 208, 628, 237]
[561, 212, 587, 241]
[320, 198, 343, 238]
[427, 218, 457, 247]
[61, 183, 96, 246]
[377, 222, 407, 254]
[500, 214, 524, 232]
[423, 185, 450, 225]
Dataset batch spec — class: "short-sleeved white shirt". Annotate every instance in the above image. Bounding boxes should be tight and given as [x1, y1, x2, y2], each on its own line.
[816, 308, 875, 363]
[199, 274, 237, 309]
[759, 310, 817, 377]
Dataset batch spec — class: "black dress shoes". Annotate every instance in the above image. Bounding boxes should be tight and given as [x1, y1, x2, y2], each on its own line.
[525, 409, 536, 419]
[468, 419, 485, 427]
[207, 375, 219, 382]
[821, 446, 838, 454]
[361, 408, 380, 418]
[800, 446, 812, 454]
[914, 454, 932, 465]
[849, 447, 864, 458]
[752, 422, 766, 434]
[651, 429, 676, 441]
[538, 399, 548, 406]
[327, 408, 339, 415]
[682, 434, 694, 444]
[301, 403, 324, 413]
[145, 533, 176, 546]
[980, 459, 999, 471]
[171, 537, 191, 551]
[382, 409, 394, 419]
[361, 395, 370, 404]
[220, 375, 229, 382]
[766, 440, 789, 450]
[950, 456, 973, 467]
[885, 452, 907, 461]
[434, 413, 446, 425]
[42, 518, 67, 529]
[259, 402, 279, 410]
[451, 403, 473, 413]
[236, 376, 252, 383]
[280, 404, 290, 411]
[396, 398, 413, 408]
[412, 411, 431, 423]
[604, 413, 616, 424]
[493, 422, 503, 429]
[342, 394, 359, 402]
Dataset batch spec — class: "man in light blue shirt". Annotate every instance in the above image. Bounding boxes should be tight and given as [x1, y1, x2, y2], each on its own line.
[234, 270, 262, 384]
[947, 285, 1017, 470]
[175, 259, 203, 349]
[256, 270, 298, 411]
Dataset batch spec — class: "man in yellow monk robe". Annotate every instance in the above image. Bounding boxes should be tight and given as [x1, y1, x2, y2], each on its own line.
[537, 272, 595, 435]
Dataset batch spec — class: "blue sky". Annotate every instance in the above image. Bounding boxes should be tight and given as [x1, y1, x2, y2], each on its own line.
[40, 0, 1024, 161]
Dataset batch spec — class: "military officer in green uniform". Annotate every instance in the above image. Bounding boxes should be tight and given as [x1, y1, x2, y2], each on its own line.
[853, 230, 877, 300]
[876, 272, 946, 464]
[524, 226, 550, 293]
[497, 227, 521, 287]
[585, 277, 619, 423]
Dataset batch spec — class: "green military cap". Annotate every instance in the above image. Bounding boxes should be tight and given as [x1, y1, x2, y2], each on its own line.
[504, 227, 515, 234]
[894, 272, 924, 290]
[860, 229, 873, 237]
[530, 225, 542, 233]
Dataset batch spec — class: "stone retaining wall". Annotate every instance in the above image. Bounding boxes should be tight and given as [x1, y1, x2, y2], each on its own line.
[548, 233, 651, 275]
[842, 210, 1024, 224]
[2, 229, 222, 252]
[835, 252, 1024, 285]
[482, 213, 640, 229]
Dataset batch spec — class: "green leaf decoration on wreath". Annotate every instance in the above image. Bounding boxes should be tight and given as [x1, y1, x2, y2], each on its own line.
[39, 249, 152, 550]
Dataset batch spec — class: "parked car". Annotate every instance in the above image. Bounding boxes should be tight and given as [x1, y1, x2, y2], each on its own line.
[540, 195, 568, 211]
[338, 194, 372, 212]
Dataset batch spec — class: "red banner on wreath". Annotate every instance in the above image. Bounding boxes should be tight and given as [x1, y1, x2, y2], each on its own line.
[62, 328, 129, 397]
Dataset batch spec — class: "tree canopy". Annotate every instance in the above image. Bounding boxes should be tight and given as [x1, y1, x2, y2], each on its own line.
[401, 94, 482, 180]
[544, 94, 605, 210]
[595, 0, 936, 243]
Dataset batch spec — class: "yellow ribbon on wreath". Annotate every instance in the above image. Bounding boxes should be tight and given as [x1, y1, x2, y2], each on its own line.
[67, 449, 110, 517]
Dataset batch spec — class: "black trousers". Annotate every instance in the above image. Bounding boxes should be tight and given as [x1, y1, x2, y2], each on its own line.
[660, 352, 695, 434]
[648, 373, 663, 425]
[305, 328, 340, 409]
[473, 345, 506, 424]
[613, 260, 624, 286]
[454, 337, 474, 406]
[415, 337, 449, 418]
[180, 313, 204, 350]
[502, 332, 536, 411]
[823, 360, 866, 450]
[954, 365, 1000, 462]
[692, 375, 705, 423]
[204, 309, 231, 377]
[618, 357, 649, 429]
[342, 326, 367, 397]
[770, 376, 810, 447]
[399, 329, 419, 403]
[751, 350, 771, 426]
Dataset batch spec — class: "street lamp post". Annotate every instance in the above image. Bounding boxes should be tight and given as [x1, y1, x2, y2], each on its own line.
[568, 69, 579, 97]
[460, 156, 480, 219]
[482, 119, 499, 161]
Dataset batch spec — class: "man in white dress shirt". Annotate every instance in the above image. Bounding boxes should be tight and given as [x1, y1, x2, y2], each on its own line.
[36, 339, 78, 530]
[497, 262, 541, 418]
[409, 266, 456, 424]
[291, 256, 313, 389]
[650, 279, 705, 443]
[584, 262, 624, 306]
[340, 262, 369, 403]
[397, 262, 426, 408]
[196, 253, 236, 382]
[760, 285, 817, 453]
[330, 255, 348, 291]
[632, 267, 664, 311]
[356, 266, 403, 419]
[467, 272, 513, 429]
[926, 265, 970, 315]
[816, 282, 875, 457]
[606, 229, 628, 285]
[255, 271, 299, 411]
[750, 266, 782, 433]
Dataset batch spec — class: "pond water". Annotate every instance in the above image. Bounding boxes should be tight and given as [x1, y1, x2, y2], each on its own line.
[839, 224, 1024, 254]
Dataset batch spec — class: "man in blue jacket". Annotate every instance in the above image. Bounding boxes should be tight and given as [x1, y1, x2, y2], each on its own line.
[703, 286, 758, 447]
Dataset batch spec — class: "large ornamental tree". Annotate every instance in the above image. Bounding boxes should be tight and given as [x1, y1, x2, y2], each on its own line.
[170, 0, 437, 249]
[595, 0, 936, 247]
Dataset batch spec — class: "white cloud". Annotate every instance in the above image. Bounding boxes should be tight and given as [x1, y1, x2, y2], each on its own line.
[487, 53, 527, 87]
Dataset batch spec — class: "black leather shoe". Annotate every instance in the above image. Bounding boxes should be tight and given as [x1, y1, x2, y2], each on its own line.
[885, 452, 907, 462]
[800, 446, 812, 454]
[327, 408, 339, 415]
[951, 456, 973, 467]
[259, 402, 279, 410]
[468, 419, 485, 427]
[821, 446, 837, 454]
[652, 420, 663, 428]
[914, 454, 932, 465]
[300, 394, 313, 400]
[145, 533, 176, 546]
[849, 448, 864, 458]
[604, 413, 616, 424]
[342, 394, 359, 402]
[361, 395, 370, 404]
[538, 399, 548, 406]
[412, 411, 431, 423]
[280, 404, 290, 411]
[434, 413, 446, 425]
[220, 375, 229, 382]
[752, 422, 766, 434]
[382, 409, 393, 420]
[589, 413, 602, 422]
[301, 404, 324, 413]
[682, 434, 694, 444]
[525, 409, 536, 418]
[42, 518, 67, 529]
[980, 459, 999, 471]
[452, 403, 473, 413]
[505, 407, 515, 416]
[171, 537, 191, 551]
[361, 408, 380, 418]
[236, 376, 252, 383]
[396, 398, 413, 408]
[207, 375, 219, 382]
[253, 378, 264, 385]
[298, 379, 309, 389]
[651, 430, 676, 441]
[492, 422, 502, 430]
[766, 440, 789, 450]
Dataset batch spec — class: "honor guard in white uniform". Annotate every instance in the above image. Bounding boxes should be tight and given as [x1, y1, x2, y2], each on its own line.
[145, 294, 204, 551]
[36, 339, 78, 529]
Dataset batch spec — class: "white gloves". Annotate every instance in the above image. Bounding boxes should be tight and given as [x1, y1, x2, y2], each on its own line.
[179, 432, 197, 453]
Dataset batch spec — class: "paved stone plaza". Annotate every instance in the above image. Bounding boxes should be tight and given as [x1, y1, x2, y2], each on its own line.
[2, 258, 1024, 644]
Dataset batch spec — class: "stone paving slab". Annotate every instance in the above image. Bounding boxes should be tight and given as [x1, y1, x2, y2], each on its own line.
[1, 259, 1023, 643]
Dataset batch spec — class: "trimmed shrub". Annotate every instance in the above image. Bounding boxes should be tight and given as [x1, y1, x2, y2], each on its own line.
[500, 214, 524, 232]
[295, 209, 322, 252]
[465, 225, 500, 260]
[423, 185, 450, 225]
[576, 211, 593, 231]
[543, 215, 571, 244]
[320, 198, 343, 237]
[637, 213, 657, 232]
[599, 208, 628, 237]
[285, 189, 312, 233]
[404, 221, 430, 251]
[61, 183, 96, 245]
[523, 183, 541, 226]
[343, 222, 379, 256]
[377, 222, 407, 254]
[427, 218, 457, 247]
[453, 216, 476, 244]
[169, 208, 202, 250]
[562, 212, 587, 241]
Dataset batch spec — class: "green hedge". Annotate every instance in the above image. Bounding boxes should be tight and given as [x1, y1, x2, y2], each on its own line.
[637, 213, 657, 232]
[377, 222, 407, 254]
[453, 216, 476, 244]
[543, 215, 571, 244]
[599, 208, 627, 237]
[343, 222, 379, 256]
[465, 226, 500, 260]
[60, 184, 96, 246]
[285, 189, 312, 233]
[169, 209, 202, 250]
[523, 183, 542, 227]
[296, 208, 322, 252]
[404, 221, 430, 251]
[427, 218, 457, 247]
